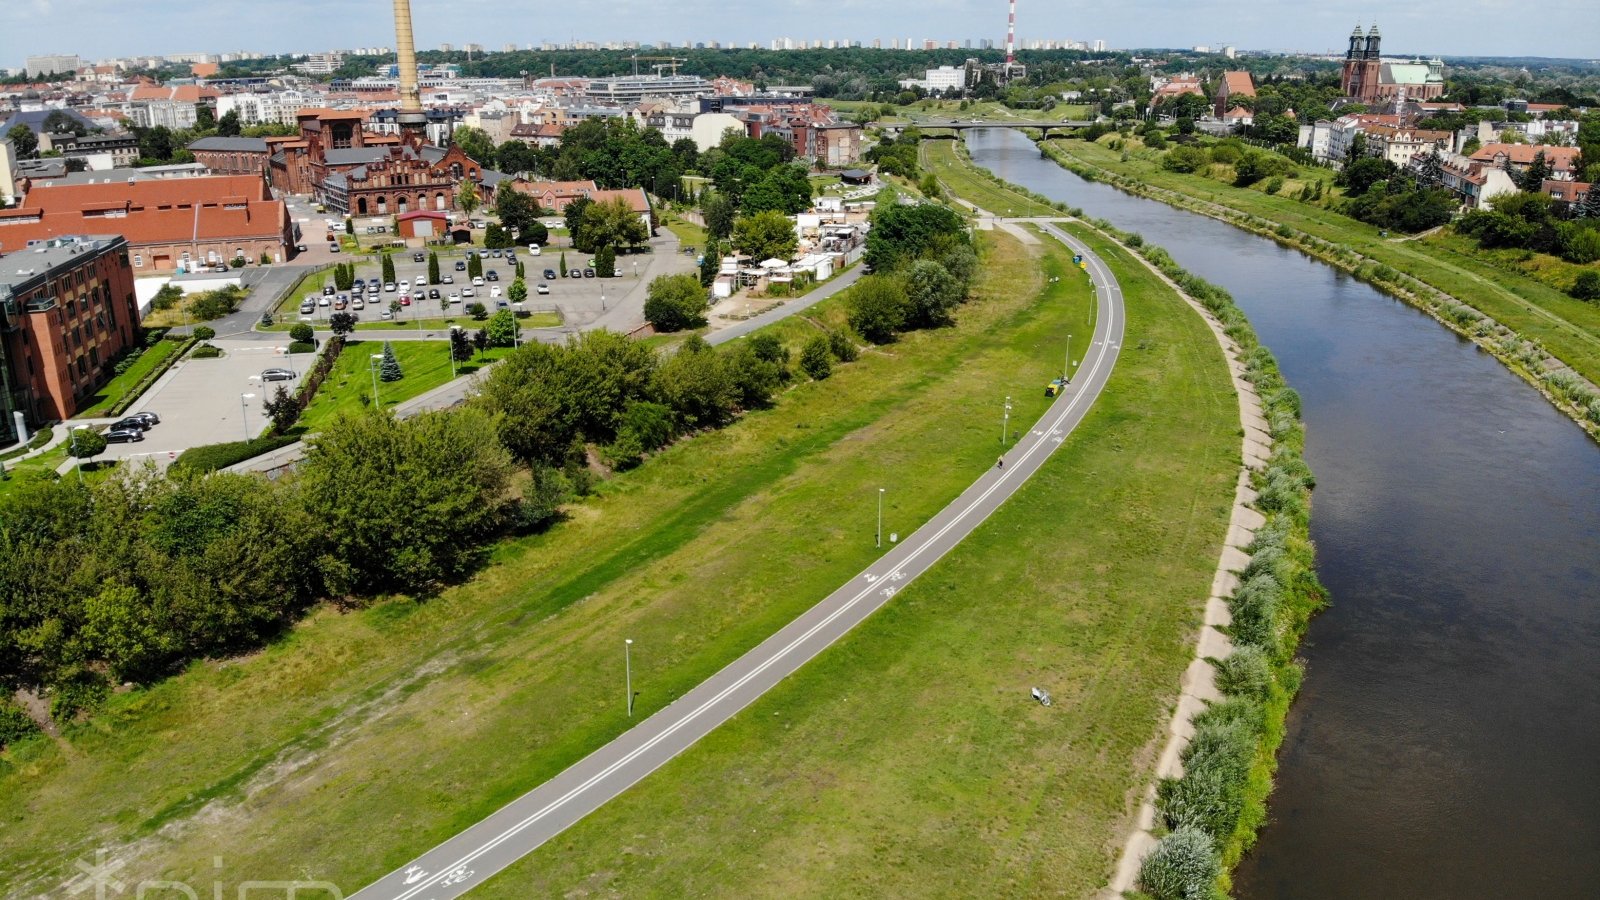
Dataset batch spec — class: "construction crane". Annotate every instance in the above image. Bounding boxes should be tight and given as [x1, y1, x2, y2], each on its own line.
[630, 54, 689, 77]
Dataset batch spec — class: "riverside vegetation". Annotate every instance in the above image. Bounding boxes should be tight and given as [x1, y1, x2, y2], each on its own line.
[924, 138, 1323, 897]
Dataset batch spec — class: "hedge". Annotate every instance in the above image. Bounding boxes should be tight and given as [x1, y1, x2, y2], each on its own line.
[170, 433, 301, 474]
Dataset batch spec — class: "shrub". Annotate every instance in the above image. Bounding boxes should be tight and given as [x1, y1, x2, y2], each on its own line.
[287, 341, 316, 354]
[827, 329, 858, 362]
[643, 273, 708, 332]
[190, 343, 222, 359]
[466, 302, 488, 321]
[192, 325, 216, 341]
[289, 323, 315, 343]
[847, 274, 911, 343]
[1264, 176, 1284, 195]
[799, 335, 833, 380]
[170, 434, 301, 474]
[0, 700, 37, 748]
[1212, 646, 1273, 700]
[1157, 715, 1257, 838]
[1229, 572, 1282, 653]
[1138, 828, 1220, 900]
[1571, 270, 1600, 302]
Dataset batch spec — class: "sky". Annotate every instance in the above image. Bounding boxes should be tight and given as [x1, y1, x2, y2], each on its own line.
[4, 0, 1598, 69]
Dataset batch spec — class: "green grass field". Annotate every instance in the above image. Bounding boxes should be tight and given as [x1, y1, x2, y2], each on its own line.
[923, 140, 1062, 218]
[1045, 137, 1600, 387]
[0, 222, 1229, 897]
[293, 340, 511, 433]
[74, 339, 186, 417]
[470, 221, 1239, 898]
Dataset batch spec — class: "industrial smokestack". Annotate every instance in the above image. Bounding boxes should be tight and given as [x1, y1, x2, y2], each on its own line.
[392, 0, 423, 114]
[1004, 0, 1017, 64]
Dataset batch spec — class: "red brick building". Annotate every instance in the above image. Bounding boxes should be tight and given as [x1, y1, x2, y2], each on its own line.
[0, 234, 141, 427]
[1214, 71, 1256, 118]
[189, 136, 271, 177]
[0, 175, 294, 273]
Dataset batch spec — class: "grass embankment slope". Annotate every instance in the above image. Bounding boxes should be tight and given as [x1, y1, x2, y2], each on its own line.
[0, 227, 1220, 896]
[1044, 136, 1600, 387]
[473, 223, 1239, 897]
[922, 139, 1062, 218]
[75, 339, 185, 417]
[293, 340, 512, 433]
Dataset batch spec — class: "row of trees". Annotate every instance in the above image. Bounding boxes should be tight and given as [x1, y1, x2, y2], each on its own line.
[1456, 189, 1600, 264]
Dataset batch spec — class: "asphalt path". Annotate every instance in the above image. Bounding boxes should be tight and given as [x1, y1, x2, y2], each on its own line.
[346, 222, 1127, 900]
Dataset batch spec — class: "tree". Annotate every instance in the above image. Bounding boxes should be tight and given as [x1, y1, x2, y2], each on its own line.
[381, 253, 396, 284]
[847, 274, 911, 343]
[595, 245, 616, 278]
[863, 203, 967, 272]
[1337, 157, 1396, 196]
[1517, 149, 1553, 191]
[1162, 145, 1210, 174]
[472, 328, 489, 354]
[799, 335, 833, 380]
[741, 164, 812, 215]
[559, 251, 569, 276]
[563, 196, 593, 249]
[731, 210, 798, 263]
[484, 223, 512, 249]
[428, 251, 441, 285]
[467, 252, 483, 280]
[216, 109, 242, 137]
[299, 408, 514, 595]
[579, 196, 648, 252]
[699, 240, 721, 286]
[495, 187, 541, 243]
[263, 385, 299, 433]
[508, 278, 528, 303]
[7, 124, 37, 159]
[329, 311, 357, 335]
[467, 302, 488, 321]
[904, 259, 962, 328]
[653, 337, 737, 428]
[452, 126, 495, 166]
[486, 309, 518, 347]
[1571, 270, 1600, 302]
[643, 273, 708, 332]
[450, 327, 474, 362]
[289, 323, 315, 344]
[379, 342, 403, 382]
[42, 110, 88, 138]
[457, 181, 480, 219]
[701, 192, 736, 240]
[496, 139, 538, 176]
[67, 428, 107, 465]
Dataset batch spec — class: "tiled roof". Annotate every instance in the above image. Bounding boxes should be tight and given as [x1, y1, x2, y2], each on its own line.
[0, 175, 285, 253]
[323, 147, 392, 166]
[1471, 143, 1581, 170]
[1221, 71, 1255, 96]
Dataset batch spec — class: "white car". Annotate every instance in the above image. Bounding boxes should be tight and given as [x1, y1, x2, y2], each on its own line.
[318, 295, 331, 307]
[535, 283, 549, 295]
[527, 243, 542, 256]
[472, 276, 485, 287]
[489, 285, 502, 299]
[462, 286, 476, 298]
[448, 292, 462, 304]
[352, 298, 365, 310]
[398, 279, 410, 291]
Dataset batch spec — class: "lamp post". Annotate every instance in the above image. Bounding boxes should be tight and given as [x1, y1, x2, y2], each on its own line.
[876, 487, 885, 549]
[369, 353, 384, 408]
[625, 638, 634, 717]
[448, 325, 460, 378]
[600, 283, 606, 312]
[1065, 333, 1072, 381]
[1001, 395, 1012, 445]
[70, 425, 85, 483]
[240, 393, 256, 441]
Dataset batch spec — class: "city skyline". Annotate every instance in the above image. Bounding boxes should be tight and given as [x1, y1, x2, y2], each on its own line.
[6, 0, 1598, 69]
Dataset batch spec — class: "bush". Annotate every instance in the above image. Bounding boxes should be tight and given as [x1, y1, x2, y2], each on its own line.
[643, 273, 708, 332]
[847, 274, 911, 343]
[1571, 270, 1600, 302]
[170, 434, 301, 474]
[799, 335, 833, 380]
[1212, 646, 1273, 700]
[1157, 715, 1257, 838]
[1138, 828, 1220, 900]
[0, 700, 37, 748]
[192, 325, 216, 341]
[287, 341, 316, 354]
[827, 329, 858, 362]
[289, 323, 315, 343]
[466, 302, 488, 320]
[190, 343, 222, 359]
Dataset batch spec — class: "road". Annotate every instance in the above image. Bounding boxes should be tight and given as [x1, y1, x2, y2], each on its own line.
[346, 221, 1127, 900]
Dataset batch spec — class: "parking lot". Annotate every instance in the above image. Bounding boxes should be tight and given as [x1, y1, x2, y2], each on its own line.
[95, 339, 306, 469]
[277, 232, 696, 336]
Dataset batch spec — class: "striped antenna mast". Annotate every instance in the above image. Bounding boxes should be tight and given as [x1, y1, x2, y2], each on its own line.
[1005, 0, 1018, 64]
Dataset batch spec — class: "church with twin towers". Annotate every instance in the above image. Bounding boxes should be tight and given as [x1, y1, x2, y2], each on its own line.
[1339, 24, 1446, 105]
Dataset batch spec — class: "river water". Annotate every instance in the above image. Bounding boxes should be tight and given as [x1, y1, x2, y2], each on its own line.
[960, 129, 1600, 898]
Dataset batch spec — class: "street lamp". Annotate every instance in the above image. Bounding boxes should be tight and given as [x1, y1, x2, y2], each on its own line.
[448, 325, 460, 378]
[1001, 395, 1012, 445]
[240, 393, 256, 441]
[633, 260, 638, 279]
[369, 353, 384, 408]
[600, 283, 606, 312]
[625, 638, 634, 717]
[70, 424, 87, 483]
[876, 487, 885, 549]
[1064, 332, 1072, 381]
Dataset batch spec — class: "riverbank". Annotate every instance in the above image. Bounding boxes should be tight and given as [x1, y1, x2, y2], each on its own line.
[1038, 138, 1600, 443]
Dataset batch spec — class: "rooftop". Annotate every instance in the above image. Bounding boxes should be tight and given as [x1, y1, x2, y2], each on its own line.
[0, 235, 127, 292]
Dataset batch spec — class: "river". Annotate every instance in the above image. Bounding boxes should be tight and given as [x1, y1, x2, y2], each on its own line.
[960, 128, 1600, 898]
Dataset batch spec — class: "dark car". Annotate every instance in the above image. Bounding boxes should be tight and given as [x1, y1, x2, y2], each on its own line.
[583, 268, 596, 278]
[413, 252, 425, 262]
[295, 244, 308, 253]
[428, 288, 441, 299]
[441, 274, 455, 284]
[455, 260, 467, 271]
[104, 428, 144, 444]
[127, 411, 161, 427]
[543, 268, 557, 280]
[110, 416, 150, 432]
[568, 269, 583, 278]
[323, 284, 335, 296]
[486, 270, 499, 282]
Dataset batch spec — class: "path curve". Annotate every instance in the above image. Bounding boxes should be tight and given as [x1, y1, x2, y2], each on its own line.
[347, 223, 1127, 900]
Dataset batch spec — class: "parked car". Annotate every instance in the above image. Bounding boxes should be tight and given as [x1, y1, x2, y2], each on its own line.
[527, 243, 542, 255]
[261, 368, 296, 383]
[491, 249, 502, 258]
[479, 249, 492, 259]
[295, 243, 308, 253]
[472, 276, 485, 286]
[454, 261, 467, 271]
[110, 417, 150, 432]
[352, 298, 365, 310]
[353, 278, 366, 290]
[104, 428, 144, 444]
[583, 268, 596, 278]
[412, 252, 425, 262]
[384, 282, 397, 292]
[399, 294, 412, 306]
[127, 411, 160, 427]
[318, 295, 331, 307]
[334, 297, 348, 310]
[543, 269, 557, 280]
[398, 279, 410, 291]
[568, 269, 582, 279]
[428, 288, 441, 300]
[380, 310, 394, 320]
[323, 284, 335, 296]
[448, 292, 461, 304]
[485, 270, 499, 282]
[462, 286, 476, 298]
[442, 274, 455, 284]
[328, 243, 340, 253]
[490, 286, 502, 299]
[536, 282, 549, 295]
[505, 253, 517, 265]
